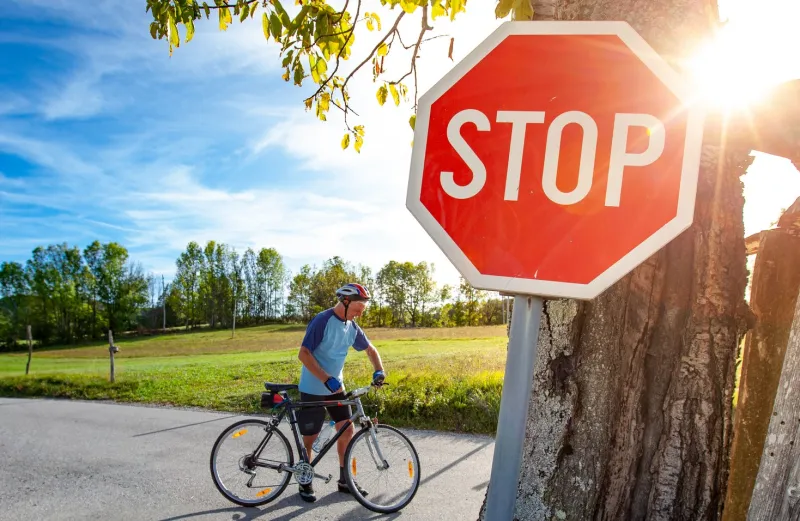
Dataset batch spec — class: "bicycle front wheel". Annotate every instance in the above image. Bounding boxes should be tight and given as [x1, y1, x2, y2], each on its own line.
[210, 419, 294, 507]
[344, 424, 421, 513]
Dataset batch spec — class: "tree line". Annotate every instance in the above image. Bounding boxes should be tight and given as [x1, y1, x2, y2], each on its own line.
[0, 240, 508, 348]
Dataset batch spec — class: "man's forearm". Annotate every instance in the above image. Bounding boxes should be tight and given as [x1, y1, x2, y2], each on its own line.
[366, 345, 384, 372]
[298, 347, 330, 383]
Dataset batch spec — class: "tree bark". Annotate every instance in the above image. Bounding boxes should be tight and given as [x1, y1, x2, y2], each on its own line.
[724, 230, 800, 521]
[746, 287, 800, 520]
[478, 1, 754, 519]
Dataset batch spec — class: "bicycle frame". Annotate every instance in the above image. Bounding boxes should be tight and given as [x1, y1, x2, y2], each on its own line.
[250, 389, 385, 475]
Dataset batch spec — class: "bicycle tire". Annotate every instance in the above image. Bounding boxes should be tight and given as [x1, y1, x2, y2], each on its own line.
[209, 419, 294, 507]
[344, 424, 421, 513]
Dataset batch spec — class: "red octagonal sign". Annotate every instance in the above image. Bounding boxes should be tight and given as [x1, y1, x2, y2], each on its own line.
[407, 21, 705, 299]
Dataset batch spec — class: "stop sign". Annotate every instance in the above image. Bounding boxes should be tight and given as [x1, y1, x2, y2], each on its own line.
[407, 21, 705, 299]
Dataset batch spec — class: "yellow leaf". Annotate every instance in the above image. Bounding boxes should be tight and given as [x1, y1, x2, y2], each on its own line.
[366, 19, 374, 31]
[219, 6, 232, 31]
[354, 134, 363, 153]
[431, 0, 446, 19]
[512, 0, 534, 20]
[409, 114, 416, 130]
[399, 0, 418, 14]
[372, 13, 381, 31]
[495, 0, 513, 18]
[376, 85, 388, 106]
[449, 0, 465, 21]
[389, 84, 400, 106]
[377, 43, 388, 57]
[341, 133, 351, 150]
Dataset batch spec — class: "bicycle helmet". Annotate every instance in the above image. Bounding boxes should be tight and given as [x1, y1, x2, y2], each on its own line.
[335, 283, 371, 302]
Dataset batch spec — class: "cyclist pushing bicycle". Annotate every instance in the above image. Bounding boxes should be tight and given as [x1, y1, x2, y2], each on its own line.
[209, 283, 420, 514]
[295, 283, 386, 503]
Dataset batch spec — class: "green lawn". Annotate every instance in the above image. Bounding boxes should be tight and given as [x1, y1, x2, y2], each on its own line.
[0, 325, 509, 434]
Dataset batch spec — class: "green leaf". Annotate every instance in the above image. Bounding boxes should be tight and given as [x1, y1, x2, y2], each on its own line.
[169, 15, 180, 47]
[341, 133, 350, 150]
[377, 43, 388, 57]
[149, 21, 158, 39]
[293, 62, 305, 86]
[270, 12, 282, 40]
[262, 12, 271, 40]
[409, 114, 416, 130]
[239, 2, 249, 22]
[389, 84, 400, 106]
[185, 18, 195, 43]
[273, 0, 291, 27]
[376, 85, 388, 106]
[495, 0, 513, 18]
[282, 50, 294, 68]
[202, 2, 210, 18]
[309, 55, 321, 84]
[354, 134, 363, 153]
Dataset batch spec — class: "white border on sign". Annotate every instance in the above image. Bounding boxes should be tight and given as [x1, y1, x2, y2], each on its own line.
[406, 21, 705, 300]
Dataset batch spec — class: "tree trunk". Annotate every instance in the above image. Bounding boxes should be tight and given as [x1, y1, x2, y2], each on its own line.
[724, 230, 800, 521]
[478, 1, 754, 519]
[746, 288, 800, 520]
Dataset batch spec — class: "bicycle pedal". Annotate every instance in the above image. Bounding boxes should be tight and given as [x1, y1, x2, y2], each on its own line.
[314, 473, 333, 484]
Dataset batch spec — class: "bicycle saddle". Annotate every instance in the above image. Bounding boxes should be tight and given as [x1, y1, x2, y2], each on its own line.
[264, 382, 299, 392]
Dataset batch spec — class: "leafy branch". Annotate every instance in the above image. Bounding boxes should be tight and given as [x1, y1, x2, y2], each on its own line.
[144, 0, 471, 152]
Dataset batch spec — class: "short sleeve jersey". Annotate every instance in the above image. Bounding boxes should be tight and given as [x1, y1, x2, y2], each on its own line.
[298, 308, 371, 395]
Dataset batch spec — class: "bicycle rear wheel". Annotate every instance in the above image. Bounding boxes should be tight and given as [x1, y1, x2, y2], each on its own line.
[343, 424, 421, 513]
[210, 419, 294, 507]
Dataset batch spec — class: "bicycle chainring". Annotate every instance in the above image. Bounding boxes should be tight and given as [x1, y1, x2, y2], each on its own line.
[294, 462, 314, 485]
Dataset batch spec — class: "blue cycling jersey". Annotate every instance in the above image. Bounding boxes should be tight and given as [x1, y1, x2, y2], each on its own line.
[298, 308, 370, 395]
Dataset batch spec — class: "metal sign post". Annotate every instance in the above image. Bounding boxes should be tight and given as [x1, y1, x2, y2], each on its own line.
[484, 295, 543, 520]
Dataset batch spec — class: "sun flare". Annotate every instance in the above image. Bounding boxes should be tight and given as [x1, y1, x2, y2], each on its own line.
[684, 5, 799, 110]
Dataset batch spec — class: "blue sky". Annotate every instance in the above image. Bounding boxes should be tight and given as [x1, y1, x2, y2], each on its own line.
[0, 0, 505, 287]
[1, 0, 798, 289]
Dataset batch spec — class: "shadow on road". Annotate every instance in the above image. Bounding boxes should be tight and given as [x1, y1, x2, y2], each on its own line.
[421, 439, 492, 486]
[133, 415, 240, 437]
[157, 488, 363, 521]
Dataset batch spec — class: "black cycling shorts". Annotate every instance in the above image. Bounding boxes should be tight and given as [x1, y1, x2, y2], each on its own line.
[296, 391, 351, 436]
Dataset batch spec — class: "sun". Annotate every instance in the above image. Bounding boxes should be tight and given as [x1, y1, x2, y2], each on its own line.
[684, 2, 800, 110]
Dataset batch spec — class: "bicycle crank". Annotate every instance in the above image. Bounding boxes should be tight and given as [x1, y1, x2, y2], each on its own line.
[287, 462, 332, 486]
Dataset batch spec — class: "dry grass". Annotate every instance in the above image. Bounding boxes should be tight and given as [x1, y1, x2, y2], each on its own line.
[32, 324, 508, 359]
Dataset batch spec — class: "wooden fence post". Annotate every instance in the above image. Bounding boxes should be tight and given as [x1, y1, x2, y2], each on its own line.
[746, 286, 800, 520]
[723, 229, 800, 520]
[25, 325, 33, 375]
[108, 330, 119, 383]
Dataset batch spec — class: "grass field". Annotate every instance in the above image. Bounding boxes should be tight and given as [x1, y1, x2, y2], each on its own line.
[0, 324, 509, 434]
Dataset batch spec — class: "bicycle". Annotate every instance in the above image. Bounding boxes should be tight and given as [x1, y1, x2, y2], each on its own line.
[209, 380, 421, 514]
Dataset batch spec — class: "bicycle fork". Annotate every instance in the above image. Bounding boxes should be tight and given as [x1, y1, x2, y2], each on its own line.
[365, 425, 390, 471]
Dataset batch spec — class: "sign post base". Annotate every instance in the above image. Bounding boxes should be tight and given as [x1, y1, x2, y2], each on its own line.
[484, 294, 544, 520]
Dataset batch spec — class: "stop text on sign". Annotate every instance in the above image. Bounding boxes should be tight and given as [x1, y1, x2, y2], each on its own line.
[440, 109, 666, 206]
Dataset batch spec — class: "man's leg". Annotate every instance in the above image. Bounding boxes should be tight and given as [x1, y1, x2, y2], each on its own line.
[303, 433, 317, 462]
[336, 419, 354, 466]
[296, 393, 325, 503]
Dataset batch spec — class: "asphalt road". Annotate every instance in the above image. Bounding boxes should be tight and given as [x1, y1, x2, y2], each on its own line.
[0, 397, 494, 521]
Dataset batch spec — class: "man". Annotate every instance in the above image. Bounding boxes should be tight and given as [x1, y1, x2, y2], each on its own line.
[296, 282, 386, 503]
